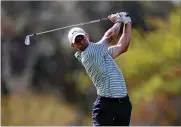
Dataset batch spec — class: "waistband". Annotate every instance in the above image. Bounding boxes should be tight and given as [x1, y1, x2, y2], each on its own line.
[97, 94, 129, 103]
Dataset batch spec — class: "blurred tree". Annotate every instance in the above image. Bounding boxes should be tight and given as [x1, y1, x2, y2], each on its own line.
[1, 79, 10, 96]
[1, 1, 180, 126]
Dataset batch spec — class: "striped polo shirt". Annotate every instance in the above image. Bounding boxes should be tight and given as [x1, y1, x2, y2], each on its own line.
[75, 38, 127, 98]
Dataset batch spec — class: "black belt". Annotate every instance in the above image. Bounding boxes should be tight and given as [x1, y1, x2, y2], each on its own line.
[97, 94, 129, 103]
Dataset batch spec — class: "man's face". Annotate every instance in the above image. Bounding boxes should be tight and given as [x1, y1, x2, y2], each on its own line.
[71, 35, 88, 51]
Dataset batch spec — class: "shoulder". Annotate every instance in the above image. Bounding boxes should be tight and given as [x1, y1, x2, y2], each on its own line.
[95, 37, 109, 50]
[98, 35, 112, 45]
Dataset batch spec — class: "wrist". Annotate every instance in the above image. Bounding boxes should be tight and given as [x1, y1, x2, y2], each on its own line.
[115, 20, 122, 25]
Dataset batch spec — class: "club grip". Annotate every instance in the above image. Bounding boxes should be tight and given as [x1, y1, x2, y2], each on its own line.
[100, 18, 108, 22]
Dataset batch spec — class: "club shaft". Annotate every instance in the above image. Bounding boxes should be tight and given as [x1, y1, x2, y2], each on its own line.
[29, 18, 108, 37]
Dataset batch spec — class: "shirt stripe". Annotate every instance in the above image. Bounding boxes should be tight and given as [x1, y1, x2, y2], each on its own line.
[75, 40, 127, 98]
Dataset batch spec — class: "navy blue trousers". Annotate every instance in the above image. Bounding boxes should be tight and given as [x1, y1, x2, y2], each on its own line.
[92, 95, 132, 126]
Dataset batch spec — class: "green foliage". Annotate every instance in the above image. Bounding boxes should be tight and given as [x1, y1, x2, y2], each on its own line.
[75, 71, 92, 93]
[118, 9, 181, 103]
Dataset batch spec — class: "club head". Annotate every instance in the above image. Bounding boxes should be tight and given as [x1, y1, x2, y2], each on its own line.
[25, 35, 30, 45]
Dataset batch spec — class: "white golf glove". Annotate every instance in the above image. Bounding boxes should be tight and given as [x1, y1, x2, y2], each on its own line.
[116, 12, 132, 24]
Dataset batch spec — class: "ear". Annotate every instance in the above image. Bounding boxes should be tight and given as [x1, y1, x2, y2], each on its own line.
[71, 43, 74, 47]
[85, 33, 90, 40]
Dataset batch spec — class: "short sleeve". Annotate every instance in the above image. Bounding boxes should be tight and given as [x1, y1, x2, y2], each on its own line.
[97, 37, 114, 57]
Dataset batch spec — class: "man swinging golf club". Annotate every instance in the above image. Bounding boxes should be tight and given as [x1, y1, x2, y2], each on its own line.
[68, 12, 132, 126]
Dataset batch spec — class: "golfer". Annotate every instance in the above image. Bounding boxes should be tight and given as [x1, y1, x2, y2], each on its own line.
[68, 12, 132, 126]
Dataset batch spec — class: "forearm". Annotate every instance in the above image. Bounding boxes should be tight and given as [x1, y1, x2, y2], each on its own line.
[110, 22, 122, 37]
[118, 23, 131, 47]
[107, 12, 132, 58]
[104, 22, 121, 39]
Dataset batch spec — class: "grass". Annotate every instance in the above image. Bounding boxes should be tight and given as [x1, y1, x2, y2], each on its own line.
[1, 91, 77, 126]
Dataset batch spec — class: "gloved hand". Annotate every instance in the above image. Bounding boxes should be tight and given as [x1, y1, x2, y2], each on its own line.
[117, 12, 132, 24]
[108, 12, 131, 24]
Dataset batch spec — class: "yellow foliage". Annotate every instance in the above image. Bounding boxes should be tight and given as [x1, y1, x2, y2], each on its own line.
[1, 91, 77, 126]
[120, 9, 181, 105]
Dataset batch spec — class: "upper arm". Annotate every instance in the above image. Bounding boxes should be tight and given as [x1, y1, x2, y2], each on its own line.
[101, 28, 117, 45]
[97, 33, 114, 48]
[103, 30, 115, 44]
[108, 44, 127, 59]
[100, 24, 120, 45]
[99, 22, 122, 46]
[96, 35, 112, 49]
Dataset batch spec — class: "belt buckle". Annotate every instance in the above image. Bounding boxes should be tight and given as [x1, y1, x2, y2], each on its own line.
[118, 98, 123, 103]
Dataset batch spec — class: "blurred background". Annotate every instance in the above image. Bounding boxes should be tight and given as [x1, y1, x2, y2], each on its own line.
[1, 1, 181, 126]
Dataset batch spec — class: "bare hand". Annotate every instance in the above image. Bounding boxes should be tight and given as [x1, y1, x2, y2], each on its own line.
[108, 14, 119, 24]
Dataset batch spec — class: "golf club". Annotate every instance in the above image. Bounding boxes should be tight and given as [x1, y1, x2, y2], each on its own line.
[24, 17, 108, 45]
